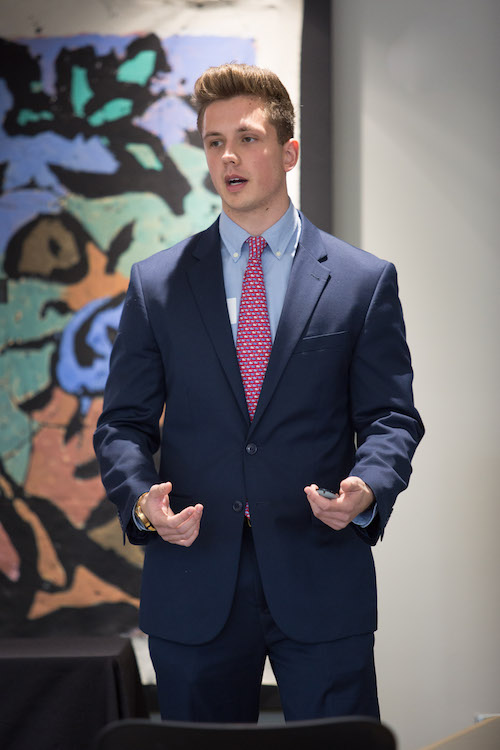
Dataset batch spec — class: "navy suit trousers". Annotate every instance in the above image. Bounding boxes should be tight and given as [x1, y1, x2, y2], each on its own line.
[149, 524, 379, 722]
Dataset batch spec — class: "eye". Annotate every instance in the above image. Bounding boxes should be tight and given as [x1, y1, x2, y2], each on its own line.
[208, 139, 223, 148]
[242, 136, 256, 143]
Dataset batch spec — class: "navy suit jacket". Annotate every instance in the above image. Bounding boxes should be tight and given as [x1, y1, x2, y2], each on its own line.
[94, 213, 424, 645]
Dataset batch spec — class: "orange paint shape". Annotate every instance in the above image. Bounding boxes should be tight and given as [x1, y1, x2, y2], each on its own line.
[28, 564, 140, 620]
[25, 395, 105, 528]
[13, 498, 66, 587]
[63, 242, 128, 311]
[30, 386, 80, 426]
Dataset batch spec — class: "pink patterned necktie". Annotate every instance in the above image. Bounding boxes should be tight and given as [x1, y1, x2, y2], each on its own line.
[236, 236, 272, 420]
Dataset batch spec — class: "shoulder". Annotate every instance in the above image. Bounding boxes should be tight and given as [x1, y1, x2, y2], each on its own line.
[299, 212, 393, 277]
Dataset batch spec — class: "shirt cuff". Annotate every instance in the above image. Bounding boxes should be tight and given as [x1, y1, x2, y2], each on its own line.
[132, 506, 148, 531]
[352, 502, 378, 528]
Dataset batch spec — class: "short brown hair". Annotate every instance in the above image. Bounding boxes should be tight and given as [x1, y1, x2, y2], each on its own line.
[192, 63, 295, 144]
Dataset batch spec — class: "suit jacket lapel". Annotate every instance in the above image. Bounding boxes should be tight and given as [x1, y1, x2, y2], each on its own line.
[186, 220, 249, 421]
[250, 216, 331, 429]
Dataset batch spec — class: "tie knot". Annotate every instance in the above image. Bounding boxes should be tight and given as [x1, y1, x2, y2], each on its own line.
[246, 235, 267, 259]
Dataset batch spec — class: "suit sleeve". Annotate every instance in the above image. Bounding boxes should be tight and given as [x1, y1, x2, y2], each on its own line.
[349, 262, 424, 544]
[93, 263, 165, 545]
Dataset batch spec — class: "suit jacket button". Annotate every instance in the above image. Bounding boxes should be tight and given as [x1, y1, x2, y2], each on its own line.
[246, 443, 257, 455]
[232, 501, 243, 512]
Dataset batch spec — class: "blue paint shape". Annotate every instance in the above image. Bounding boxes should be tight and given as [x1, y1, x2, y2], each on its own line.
[0, 131, 119, 194]
[56, 296, 124, 408]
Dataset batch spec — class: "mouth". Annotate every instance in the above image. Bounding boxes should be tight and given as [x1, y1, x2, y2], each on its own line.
[225, 175, 248, 190]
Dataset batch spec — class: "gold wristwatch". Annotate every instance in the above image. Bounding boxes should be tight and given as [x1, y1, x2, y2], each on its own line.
[134, 492, 156, 531]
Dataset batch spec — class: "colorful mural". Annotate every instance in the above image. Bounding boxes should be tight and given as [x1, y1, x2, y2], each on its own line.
[0, 32, 254, 636]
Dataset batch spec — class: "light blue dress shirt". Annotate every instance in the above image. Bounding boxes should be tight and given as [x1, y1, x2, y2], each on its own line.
[219, 200, 300, 342]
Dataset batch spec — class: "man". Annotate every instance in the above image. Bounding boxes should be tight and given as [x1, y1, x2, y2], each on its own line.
[94, 63, 424, 723]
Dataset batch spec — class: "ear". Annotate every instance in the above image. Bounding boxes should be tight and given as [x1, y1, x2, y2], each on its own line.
[282, 138, 299, 173]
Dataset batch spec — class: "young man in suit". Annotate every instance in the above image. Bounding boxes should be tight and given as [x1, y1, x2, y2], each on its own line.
[94, 63, 424, 722]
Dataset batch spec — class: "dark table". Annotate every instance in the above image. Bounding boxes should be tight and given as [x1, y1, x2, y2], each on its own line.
[0, 636, 148, 750]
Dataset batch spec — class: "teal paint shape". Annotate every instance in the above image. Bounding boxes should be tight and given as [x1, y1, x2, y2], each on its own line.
[88, 98, 133, 126]
[1, 279, 70, 351]
[0, 388, 32, 485]
[125, 143, 162, 170]
[71, 65, 94, 117]
[17, 109, 54, 126]
[4, 345, 55, 403]
[67, 192, 181, 274]
[117, 50, 156, 85]
[3, 439, 32, 486]
[66, 143, 220, 275]
[169, 142, 212, 187]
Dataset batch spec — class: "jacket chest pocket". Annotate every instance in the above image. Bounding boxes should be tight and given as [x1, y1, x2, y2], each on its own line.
[293, 330, 349, 355]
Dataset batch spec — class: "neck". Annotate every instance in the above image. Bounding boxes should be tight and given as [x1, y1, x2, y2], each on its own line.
[224, 197, 290, 236]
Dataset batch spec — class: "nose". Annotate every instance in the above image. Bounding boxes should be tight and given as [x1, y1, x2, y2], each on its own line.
[222, 145, 239, 164]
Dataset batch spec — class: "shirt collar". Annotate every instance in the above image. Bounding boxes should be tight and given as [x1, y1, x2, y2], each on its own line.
[219, 201, 299, 262]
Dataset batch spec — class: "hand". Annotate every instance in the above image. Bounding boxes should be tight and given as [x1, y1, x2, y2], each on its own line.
[141, 481, 203, 546]
[304, 477, 374, 531]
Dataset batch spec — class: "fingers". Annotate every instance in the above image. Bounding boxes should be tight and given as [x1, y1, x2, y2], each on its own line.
[150, 481, 173, 502]
[159, 509, 203, 546]
[304, 478, 374, 531]
[304, 483, 351, 531]
[305, 484, 342, 513]
[305, 484, 339, 507]
[339, 476, 364, 495]
[142, 481, 172, 515]
[156, 503, 204, 547]
[142, 483, 204, 547]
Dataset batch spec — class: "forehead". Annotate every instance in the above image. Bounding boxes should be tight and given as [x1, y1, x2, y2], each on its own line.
[202, 95, 271, 135]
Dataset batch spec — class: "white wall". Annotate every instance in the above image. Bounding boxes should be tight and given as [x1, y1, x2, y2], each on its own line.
[332, 1, 500, 748]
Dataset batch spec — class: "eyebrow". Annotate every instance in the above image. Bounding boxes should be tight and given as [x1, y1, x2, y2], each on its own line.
[203, 125, 259, 140]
